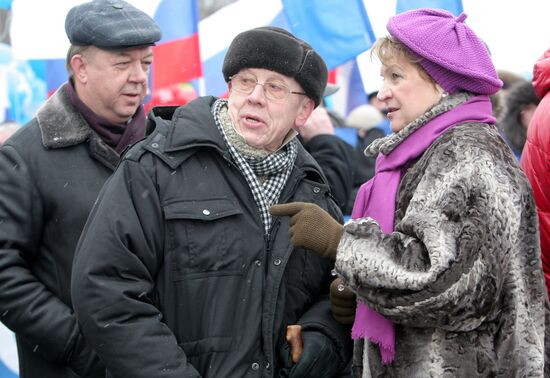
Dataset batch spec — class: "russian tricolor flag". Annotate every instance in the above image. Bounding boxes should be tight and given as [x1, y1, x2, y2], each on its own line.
[8, 0, 374, 119]
[2, 1, 466, 376]
[198, 0, 375, 105]
[8, 0, 202, 111]
[152, 0, 201, 89]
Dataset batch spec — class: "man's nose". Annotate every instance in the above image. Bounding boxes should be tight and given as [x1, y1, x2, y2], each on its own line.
[129, 62, 148, 84]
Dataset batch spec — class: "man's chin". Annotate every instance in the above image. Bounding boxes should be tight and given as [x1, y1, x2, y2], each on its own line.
[120, 106, 140, 118]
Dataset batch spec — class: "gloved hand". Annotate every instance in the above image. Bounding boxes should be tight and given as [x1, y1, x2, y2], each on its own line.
[286, 331, 342, 378]
[270, 202, 343, 259]
[330, 278, 356, 325]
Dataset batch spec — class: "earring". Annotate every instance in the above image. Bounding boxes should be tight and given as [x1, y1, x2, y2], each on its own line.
[441, 91, 449, 98]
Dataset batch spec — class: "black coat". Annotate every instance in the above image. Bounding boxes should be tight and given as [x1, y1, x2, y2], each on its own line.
[345, 128, 386, 214]
[301, 134, 355, 213]
[0, 84, 123, 378]
[71, 97, 352, 378]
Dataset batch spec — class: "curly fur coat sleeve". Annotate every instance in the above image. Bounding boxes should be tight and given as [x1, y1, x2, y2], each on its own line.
[336, 123, 548, 377]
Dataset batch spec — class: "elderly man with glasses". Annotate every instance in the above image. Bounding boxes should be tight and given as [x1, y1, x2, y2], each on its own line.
[71, 27, 352, 378]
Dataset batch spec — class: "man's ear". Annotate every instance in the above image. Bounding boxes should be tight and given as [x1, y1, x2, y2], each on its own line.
[295, 98, 315, 128]
[71, 54, 88, 84]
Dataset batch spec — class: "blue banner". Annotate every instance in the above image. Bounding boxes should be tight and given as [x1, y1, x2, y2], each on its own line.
[282, 0, 376, 69]
[396, 0, 463, 15]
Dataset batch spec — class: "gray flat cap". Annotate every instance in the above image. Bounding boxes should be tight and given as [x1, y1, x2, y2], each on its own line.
[65, 0, 161, 49]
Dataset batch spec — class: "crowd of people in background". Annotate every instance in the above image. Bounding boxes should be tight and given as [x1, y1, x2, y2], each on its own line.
[1, 1, 550, 378]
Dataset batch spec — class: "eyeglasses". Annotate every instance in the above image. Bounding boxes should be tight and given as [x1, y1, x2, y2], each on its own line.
[229, 74, 307, 101]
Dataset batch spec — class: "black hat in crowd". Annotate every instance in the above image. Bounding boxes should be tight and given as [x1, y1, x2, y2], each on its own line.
[65, 0, 161, 49]
[222, 27, 328, 107]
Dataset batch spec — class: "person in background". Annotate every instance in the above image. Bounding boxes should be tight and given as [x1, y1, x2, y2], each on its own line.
[491, 69, 525, 119]
[498, 79, 539, 158]
[344, 104, 388, 213]
[367, 90, 388, 116]
[521, 46, 550, 300]
[0, 1, 160, 377]
[297, 84, 355, 213]
[271, 8, 549, 377]
[498, 69, 525, 91]
[366, 90, 392, 136]
[70, 26, 352, 378]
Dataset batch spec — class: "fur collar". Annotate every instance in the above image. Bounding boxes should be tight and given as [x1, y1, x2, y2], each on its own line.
[37, 83, 91, 148]
[365, 92, 473, 156]
[36, 83, 119, 168]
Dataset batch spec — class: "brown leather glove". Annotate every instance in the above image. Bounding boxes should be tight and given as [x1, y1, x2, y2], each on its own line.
[270, 202, 343, 259]
[330, 278, 356, 325]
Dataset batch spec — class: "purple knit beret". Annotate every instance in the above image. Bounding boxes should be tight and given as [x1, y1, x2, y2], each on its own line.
[387, 8, 503, 95]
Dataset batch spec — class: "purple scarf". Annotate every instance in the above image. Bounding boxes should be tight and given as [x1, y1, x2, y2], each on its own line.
[349, 95, 495, 364]
[67, 81, 146, 153]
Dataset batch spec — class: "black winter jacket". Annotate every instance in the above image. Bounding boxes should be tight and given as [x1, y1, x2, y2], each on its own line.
[301, 134, 355, 213]
[71, 97, 352, 378]
[0, 84, 119, 378]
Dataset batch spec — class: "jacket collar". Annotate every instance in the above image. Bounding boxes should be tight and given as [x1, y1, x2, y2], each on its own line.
[146, 96, 326, 183]
[36, 83, 120, 169]
[151, 96, 227, 153]
[37, 83, 91, 148]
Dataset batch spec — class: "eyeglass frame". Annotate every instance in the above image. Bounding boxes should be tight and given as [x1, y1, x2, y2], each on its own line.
[229, 73, 307, 101]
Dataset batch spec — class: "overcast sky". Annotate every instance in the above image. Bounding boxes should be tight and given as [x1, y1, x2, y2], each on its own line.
[359, 0, 550, 93]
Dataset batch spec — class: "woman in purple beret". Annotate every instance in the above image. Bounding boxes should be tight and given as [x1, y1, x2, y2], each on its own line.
[271, 8, 549, 377]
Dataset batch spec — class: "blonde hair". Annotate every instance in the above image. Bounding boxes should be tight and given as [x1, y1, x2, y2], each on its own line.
[371, 36, 437, 86]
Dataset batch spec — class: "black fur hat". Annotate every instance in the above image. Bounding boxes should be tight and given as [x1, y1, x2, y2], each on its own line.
[222, 27, 328, 107]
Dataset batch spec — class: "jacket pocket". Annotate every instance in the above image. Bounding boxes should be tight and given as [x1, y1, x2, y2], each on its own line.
[179, 336, 236, 357]
[163, 198, 245, 279]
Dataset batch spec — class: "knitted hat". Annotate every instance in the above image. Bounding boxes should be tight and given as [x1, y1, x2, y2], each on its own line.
[222, 27, 328, 107]
[346, 105, 385, 131]
[387, 8, 502, 95]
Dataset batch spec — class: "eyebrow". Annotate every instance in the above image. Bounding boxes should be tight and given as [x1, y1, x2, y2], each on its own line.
[382, 62, 405, 72]
[114, 52, 154, 60]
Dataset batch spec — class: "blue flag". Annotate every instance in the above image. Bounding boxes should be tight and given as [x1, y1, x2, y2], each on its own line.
[0, 0, 12, 10]
[282, 0, 376, 69]
[396, 0, 463, 15]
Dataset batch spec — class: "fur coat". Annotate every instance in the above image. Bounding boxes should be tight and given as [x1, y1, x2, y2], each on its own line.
[335, 93, 549, 377]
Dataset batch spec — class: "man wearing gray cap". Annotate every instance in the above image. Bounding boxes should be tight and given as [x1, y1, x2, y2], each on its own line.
[0, 1, 160, 377]
[71, 26, 352, 377]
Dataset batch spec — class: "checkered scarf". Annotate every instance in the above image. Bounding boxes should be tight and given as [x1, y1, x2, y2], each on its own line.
[212, 99, 298, 235]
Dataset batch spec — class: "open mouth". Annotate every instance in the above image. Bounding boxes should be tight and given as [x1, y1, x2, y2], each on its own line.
[242, 113, 265, 126]
[246, 116, 261, 123]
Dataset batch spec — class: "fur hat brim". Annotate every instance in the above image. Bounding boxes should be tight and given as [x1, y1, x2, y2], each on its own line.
[222, 27, 328, 107]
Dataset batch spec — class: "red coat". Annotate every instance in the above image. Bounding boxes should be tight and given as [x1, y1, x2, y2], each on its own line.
[521, 47, 550, 296]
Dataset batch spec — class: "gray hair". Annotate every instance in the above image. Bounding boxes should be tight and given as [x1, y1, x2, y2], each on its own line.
[65, 45, 91, 78]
